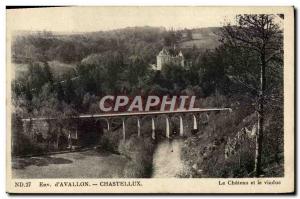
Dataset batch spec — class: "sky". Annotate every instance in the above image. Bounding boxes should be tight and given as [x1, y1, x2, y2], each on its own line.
[7, 7, 238, 33]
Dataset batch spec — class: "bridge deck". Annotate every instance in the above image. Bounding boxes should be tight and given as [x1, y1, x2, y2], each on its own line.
[21, 108, 232, 121]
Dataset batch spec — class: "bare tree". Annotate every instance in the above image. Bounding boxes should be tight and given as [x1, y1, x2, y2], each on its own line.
[221, 14, 283, 176]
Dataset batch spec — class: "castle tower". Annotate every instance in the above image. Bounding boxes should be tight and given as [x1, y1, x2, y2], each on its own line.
[155, 48, 185, 70]
[156, 48, 170, 70]
[178, 51, 184, 67]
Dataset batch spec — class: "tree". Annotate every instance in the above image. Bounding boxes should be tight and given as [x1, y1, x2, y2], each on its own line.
[162, 63, 187, 91]
[221, 14, 283, 176]
[163, 29, 182, 47]
[127, 55, 150, 90]
[186, 29, 193, 40]
[43, 61, 54, 84]
[197, 49, 230, 96]
[64, 76, 76, 104]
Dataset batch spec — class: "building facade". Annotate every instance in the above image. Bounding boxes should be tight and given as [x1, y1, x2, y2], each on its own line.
[155, 48, 185, 70]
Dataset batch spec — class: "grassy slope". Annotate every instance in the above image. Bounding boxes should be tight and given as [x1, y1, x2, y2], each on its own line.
[13, 61, 76, 80]
[179, 95, 284, 178]
[179, 28, 220, 49]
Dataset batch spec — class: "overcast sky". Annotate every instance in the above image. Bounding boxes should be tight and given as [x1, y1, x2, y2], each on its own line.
[7, 7, 238, 33]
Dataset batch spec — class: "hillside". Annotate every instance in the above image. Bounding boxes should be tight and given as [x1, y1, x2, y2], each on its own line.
[12, 26, 220, 68]
[179, 27, 221, 49]
[12, 61, 75, 80]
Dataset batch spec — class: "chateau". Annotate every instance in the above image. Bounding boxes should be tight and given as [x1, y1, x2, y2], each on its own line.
[153, 48, 185, 70]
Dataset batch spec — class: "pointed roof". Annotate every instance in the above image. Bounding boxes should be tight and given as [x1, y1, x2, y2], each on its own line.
[178, 51, 184, 57]
[158, 48, 169, 56]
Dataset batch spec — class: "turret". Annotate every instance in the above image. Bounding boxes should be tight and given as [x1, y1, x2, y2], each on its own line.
[178, 51, 184, 58]
[178, 51, 184, 67]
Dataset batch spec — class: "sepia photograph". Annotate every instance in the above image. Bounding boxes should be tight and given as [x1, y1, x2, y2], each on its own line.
[6, 6, 294, 193]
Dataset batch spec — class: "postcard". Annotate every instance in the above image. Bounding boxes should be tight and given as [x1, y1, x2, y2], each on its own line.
[6, 6, 294, 194]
